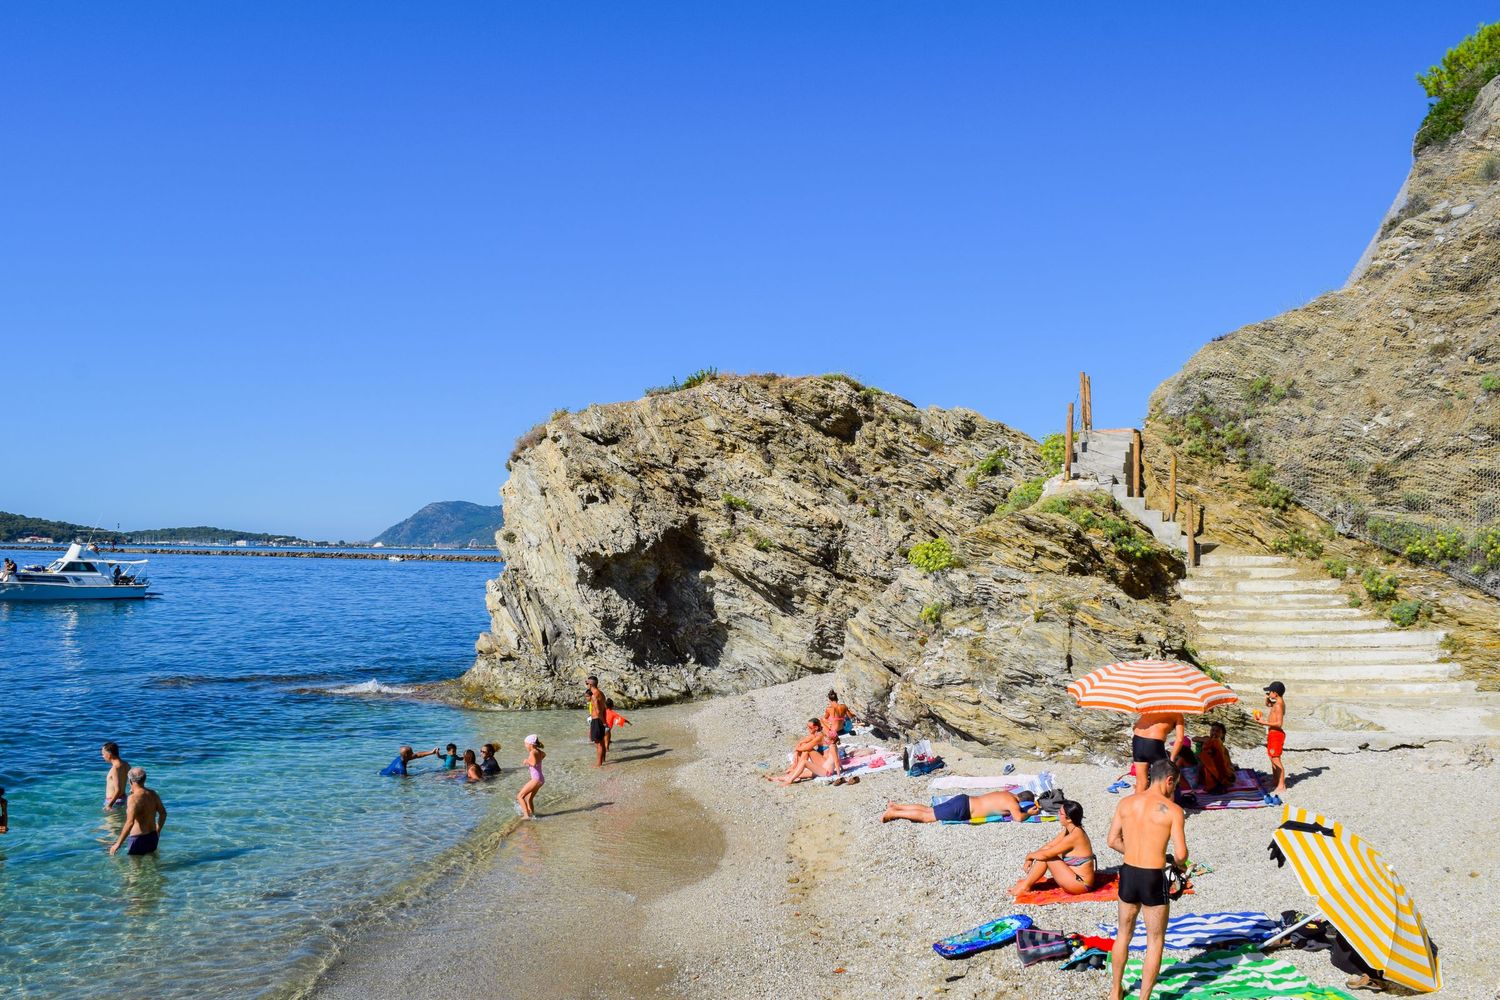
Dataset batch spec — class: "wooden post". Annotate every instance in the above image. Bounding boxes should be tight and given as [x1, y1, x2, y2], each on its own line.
[1130, 429, 1143, 498]
[1078, 372, 1088, 432]
[1082, 373, 1092, 431]
[1064, 403, 1074, 480]
[1168, 454, 1178, 522]
[1187, 502, 1198, 567]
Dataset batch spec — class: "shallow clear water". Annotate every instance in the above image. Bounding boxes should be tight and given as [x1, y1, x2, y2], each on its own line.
[0, 549, 577, 999]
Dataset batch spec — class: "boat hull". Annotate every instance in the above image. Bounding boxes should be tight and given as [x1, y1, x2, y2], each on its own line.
[0, 583, 150, 601]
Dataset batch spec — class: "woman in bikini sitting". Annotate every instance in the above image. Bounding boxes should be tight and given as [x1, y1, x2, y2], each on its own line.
[768, 719, 835, 784]
[1007, 799, 1097, 896]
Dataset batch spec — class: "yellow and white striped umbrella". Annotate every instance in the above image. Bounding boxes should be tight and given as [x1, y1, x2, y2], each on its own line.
[1270, 805, 1441, 993]
[1066, 658, 1238, 715]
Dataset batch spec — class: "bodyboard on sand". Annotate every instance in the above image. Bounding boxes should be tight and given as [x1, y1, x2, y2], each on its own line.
[933, 914, 1034, 959]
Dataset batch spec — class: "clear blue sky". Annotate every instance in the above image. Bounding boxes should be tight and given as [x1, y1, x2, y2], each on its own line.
[3, 3, 1488, 539]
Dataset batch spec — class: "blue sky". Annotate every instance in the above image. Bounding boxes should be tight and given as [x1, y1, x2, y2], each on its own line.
[3, 3, 1488, 539]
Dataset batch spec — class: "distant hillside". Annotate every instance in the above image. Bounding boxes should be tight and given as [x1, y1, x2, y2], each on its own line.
[373, 501, 503, 548]
[0, 511, 309, 545]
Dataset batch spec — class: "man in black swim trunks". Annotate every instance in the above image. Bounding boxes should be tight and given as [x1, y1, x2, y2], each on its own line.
[1130, 710, 1185, 794]
[1106, 758, 1187, 1000]
[586, 675, 607, 767]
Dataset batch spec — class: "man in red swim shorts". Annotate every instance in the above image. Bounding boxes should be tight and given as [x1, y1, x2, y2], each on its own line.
[1252, 681, 1287, 804]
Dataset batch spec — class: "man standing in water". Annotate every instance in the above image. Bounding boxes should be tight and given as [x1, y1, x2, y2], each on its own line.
[1106, 759, 1188, 1000]
[1129, 711, 1184, 793]
[108, 767, 167, 856]
[101, 742, 129, 810]
[586, 675, 608, 767]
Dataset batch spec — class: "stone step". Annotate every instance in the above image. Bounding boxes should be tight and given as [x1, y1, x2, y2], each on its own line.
[1198, 553, 1292, 568]
[1179, 578, 1342, 594]
[1204, 629, 1445, 650]
[1224, 676, 1479, 699]
[1182, 592, 1353, 609]
[1216, 660, 1461, 681]
[1188, 565, 1303, 580]
[1205, 645, 1449, 666]
[1194, 617, 1393, 633]
[1192, 607, 1375, 623]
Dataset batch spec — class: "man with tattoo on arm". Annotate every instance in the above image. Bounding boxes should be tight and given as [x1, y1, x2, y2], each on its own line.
[1106, 759, 1188, 1000]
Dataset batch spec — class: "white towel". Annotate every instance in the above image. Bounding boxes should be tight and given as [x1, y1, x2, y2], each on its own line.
[929, 771, 1055, 794]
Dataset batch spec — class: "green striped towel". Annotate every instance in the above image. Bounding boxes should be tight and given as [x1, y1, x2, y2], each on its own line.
[1117, 945, 1355, 1000]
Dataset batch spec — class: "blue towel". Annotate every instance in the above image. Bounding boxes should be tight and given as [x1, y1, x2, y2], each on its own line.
[1099, 911, 1280, 951]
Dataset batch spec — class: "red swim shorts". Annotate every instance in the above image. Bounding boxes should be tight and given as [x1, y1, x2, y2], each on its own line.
[1266, 729, 1286, 759]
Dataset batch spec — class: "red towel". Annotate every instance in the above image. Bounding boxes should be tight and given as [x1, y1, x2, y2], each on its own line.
[1014, 872, 1193, 906]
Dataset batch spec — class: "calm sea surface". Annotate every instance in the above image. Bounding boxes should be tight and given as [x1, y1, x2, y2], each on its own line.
[0, 549, 583, 999]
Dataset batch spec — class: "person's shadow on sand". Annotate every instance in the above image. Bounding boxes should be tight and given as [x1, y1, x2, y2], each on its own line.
[1285, 765, 1329, 789]
[608, 748, 672, 763]
[541, 801, 614, 817]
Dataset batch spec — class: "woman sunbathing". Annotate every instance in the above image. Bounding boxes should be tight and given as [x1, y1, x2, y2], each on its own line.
[881, 789, 1039, 824]
[768, 719, 835, 784]
[1195, 722, 1235, 794]
[1007, 799, 1096, 896]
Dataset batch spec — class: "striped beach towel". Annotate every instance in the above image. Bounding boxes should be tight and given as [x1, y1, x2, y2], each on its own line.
[1117, 944, 1355, 1000]
[1100, 911, 1280, 950]
[1183, 767, 1268, 810]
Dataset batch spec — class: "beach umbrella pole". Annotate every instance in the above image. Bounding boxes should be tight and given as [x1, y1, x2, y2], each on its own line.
[1259, 912, 1320, 949]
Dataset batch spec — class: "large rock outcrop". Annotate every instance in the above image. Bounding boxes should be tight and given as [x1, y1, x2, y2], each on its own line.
[458, 375, 1191, 747]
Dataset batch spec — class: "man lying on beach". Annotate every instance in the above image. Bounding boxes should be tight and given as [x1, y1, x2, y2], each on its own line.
[101, 742, 129, 810]
[880, 789, 1039, 824]
[1107, 759, 1188, 1000]
[1131, 711, 1185, 794]
[108, 767, 166, 856]
[379, 745, 442, 776]
[1007, 799, 1096, 896]
[768, 719, 835, 784]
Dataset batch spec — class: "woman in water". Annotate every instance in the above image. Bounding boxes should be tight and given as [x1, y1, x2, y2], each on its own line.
[462, 749, 484, 783]
[516, 735, 545, 818]
[480, 742, 502, 778]
[1007, 799, 1097, 896]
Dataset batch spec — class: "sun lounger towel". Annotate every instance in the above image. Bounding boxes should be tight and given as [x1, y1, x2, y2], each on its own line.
[1116, 944, 1356, 1000]
[930, 772, 1055, 794]
[932, 913, 1032, 959]
[1015, 928, 1074, 967]
[1182, 767, 1269, 810]
[931, 795, 1057, 824]
[1100, 912, 1280, 951]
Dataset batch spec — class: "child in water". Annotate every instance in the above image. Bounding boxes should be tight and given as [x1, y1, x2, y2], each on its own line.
[603, 698, 631, 754]
[517, 735, 545, 818]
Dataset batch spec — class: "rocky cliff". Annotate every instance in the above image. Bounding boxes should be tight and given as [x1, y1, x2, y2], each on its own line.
[459, 375, 1193, 751]
[1147, 74, 1500, 681]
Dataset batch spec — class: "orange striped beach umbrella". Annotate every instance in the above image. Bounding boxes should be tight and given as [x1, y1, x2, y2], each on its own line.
[1270, 805, 1441, 992]
[1066, 658, 1238, 715]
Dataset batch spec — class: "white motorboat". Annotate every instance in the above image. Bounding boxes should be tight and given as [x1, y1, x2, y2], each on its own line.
[0, 542, 150, 601]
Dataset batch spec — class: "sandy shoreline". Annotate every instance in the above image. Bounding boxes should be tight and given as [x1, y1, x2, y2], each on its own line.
[645, 675, 1499, 1000]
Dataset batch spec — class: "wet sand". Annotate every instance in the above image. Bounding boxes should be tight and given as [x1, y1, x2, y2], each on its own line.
[307, 710, 722, 1000]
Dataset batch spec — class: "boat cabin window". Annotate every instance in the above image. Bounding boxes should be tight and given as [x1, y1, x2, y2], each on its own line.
[63, 562, 97, 573]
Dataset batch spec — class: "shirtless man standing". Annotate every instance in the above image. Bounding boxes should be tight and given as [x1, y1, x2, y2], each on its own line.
[101, 742, 129, 811]
[586, 675, 608, 767]
[1106, 759, 1188, 1000]
[108, 767, 167, 856]
[1130, 711, 1185, 794]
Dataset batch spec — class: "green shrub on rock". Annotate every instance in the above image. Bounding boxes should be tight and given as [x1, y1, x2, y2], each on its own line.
[919, 601, 947, 627]
[1481, 373, 1500, 392]
[1039, 433, 1068, 474]
[1388, 599, 1428, 628]
[907, 538, 959, 573]
[1361, 567, 1401, 602]
[1417, 23, 1500, 149]
[1000, 477, 1047, 512]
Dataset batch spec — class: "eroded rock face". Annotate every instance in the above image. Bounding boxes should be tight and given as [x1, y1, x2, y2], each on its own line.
[462, 375, 1046, 707]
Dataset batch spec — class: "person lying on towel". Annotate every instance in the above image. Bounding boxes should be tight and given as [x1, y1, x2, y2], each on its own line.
[1008, 799, 1097, 896]
[881, 789, 1040, 824]
[1195, 722, 1235, 794]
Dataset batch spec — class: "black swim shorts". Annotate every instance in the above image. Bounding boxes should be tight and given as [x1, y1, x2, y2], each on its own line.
[932, 795, 971, 822]
[589, 717, 606, 744]
[1132, 735, 1168, 764]
[1118, 862, 1168, 907]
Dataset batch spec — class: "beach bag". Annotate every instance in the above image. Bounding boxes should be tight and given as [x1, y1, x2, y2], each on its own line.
[1015, 928, 1074, 967]
[907, 755, 945, 778]
[1036, 788, 1067, 814]
[1163, 855, 1189, 901]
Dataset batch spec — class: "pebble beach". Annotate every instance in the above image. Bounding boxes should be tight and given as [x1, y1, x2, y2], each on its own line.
[645, 675, 1499, 1000]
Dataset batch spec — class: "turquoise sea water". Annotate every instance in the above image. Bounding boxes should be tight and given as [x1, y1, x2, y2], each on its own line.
[0, 549, 571, 999]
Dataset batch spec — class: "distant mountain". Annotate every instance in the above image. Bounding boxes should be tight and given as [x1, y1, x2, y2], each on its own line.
[0, 511, 310, 545]
[373, 501, 503, 548]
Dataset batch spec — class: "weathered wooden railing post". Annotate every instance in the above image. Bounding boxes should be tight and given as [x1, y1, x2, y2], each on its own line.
[1078, 372, 1089, 431]
[1130, 429, 1143, 497]
[1065, 403, 1074, 481]
[1168, 454, 1178, 522]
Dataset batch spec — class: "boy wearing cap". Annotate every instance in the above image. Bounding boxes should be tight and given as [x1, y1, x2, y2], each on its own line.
[1252, 681, 1287, 803]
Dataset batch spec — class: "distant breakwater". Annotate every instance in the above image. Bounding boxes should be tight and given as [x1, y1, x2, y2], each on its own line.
[5, 544, 498, 563]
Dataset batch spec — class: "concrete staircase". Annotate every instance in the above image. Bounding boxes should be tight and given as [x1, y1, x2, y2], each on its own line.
[1069, 427, 1499, 749]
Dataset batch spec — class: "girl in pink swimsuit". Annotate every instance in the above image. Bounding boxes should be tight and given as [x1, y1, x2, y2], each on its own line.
[517, 735, 545, 818]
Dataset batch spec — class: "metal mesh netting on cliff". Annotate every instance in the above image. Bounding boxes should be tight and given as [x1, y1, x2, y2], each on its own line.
[1271, 441, 1500, 598]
